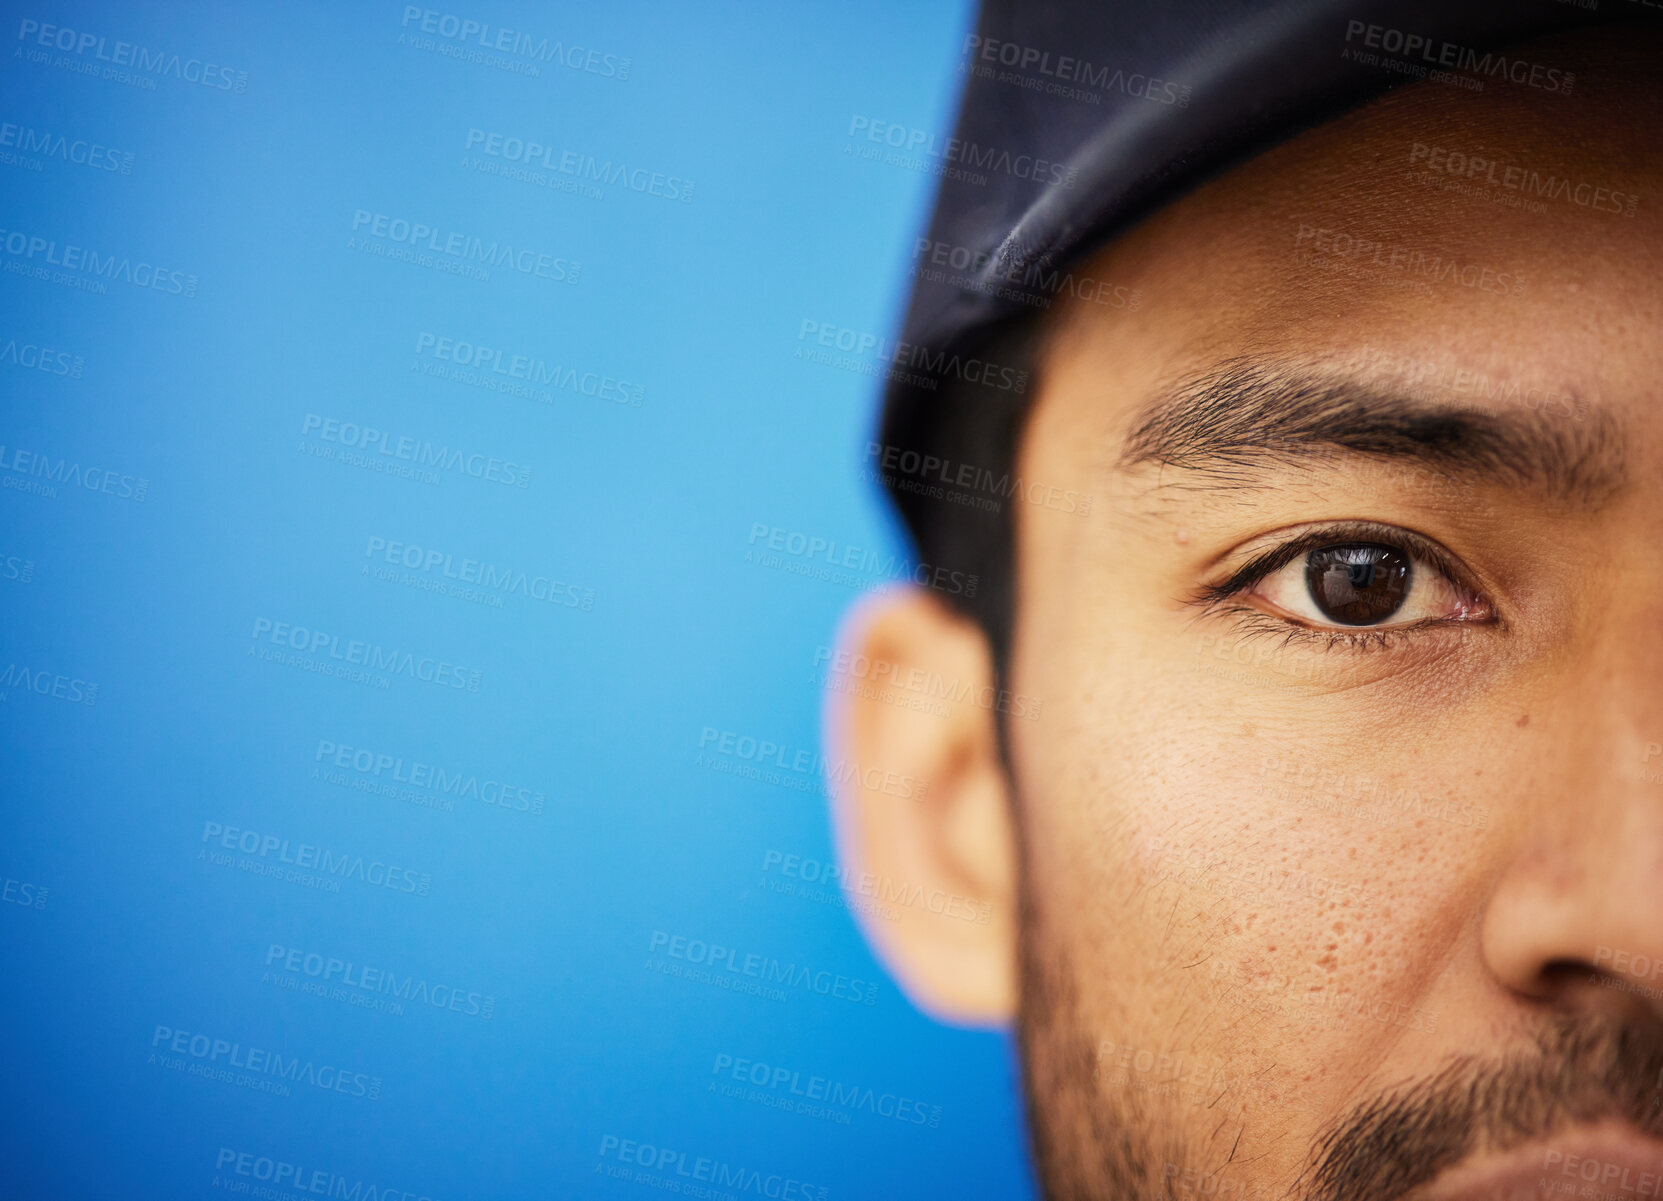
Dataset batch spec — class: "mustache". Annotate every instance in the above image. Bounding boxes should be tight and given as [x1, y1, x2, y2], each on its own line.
[1299, 1014, 1663, 1201]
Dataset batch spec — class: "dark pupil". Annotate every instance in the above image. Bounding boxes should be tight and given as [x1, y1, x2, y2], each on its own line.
[1303, 543, 1411, 625]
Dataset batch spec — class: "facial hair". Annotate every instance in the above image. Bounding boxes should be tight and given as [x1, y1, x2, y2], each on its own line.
[1016, 879, 1663, 1201]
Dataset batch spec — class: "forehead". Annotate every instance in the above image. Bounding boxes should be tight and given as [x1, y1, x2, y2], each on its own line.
[1038, 24, 1663, 419]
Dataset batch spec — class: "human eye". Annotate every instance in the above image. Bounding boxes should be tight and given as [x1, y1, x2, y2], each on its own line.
[1192, 520, 1495, 650]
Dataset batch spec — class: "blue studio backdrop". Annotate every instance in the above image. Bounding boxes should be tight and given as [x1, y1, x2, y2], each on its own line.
[0, 2, 1038, 1198]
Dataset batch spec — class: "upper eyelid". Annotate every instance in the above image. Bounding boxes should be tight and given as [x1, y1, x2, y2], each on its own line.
[1194, 522, 1476, 607]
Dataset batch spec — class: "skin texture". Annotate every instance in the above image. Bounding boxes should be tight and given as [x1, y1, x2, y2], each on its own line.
[830, 23, 1663, 1201]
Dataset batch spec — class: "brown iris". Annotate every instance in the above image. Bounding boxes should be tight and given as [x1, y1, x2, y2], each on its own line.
[1304, 543, 1411, 625]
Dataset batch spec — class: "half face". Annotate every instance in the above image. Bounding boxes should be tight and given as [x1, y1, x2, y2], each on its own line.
[830, 23, 1663, 1201]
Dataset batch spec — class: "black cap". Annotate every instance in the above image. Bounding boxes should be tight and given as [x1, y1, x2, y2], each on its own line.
[877, 0, 1650, 664]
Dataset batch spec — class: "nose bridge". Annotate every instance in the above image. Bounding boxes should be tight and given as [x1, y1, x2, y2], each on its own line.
[1478, 568, 1663, 1009]
[1576, 554, 1663, 787]
[1545, 570, 1663, 901]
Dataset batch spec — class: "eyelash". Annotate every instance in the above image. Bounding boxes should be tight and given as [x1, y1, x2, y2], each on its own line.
[1190, 521, 1493, 653]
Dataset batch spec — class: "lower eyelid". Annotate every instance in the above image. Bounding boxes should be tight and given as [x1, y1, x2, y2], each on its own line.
[1219, 605, 1473, 655]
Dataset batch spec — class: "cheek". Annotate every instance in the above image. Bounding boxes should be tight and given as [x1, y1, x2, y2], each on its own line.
[1008, 441, 1501, 1135]
[1008, 638, 1479, 1133]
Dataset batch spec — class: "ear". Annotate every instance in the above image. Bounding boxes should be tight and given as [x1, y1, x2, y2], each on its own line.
[824, 586, 1019, 1026]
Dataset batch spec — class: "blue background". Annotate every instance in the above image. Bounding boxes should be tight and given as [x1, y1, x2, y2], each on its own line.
[0, 2, 1038, 1198]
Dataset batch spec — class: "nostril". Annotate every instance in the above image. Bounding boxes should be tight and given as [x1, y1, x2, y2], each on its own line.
[1544, 956, 1627, 991]
[1543, 957, 1596, 982]
[1538, 958, 1663, 1024]
[1535, 957, 1608, 999]
[1530, 957, 1603, 1000]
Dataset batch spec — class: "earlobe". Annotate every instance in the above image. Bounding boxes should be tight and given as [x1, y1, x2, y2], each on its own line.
[824, 586, 1020, 1026]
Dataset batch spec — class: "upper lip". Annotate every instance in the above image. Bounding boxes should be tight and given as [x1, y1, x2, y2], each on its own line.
[1413, 1124, 1663, 1201]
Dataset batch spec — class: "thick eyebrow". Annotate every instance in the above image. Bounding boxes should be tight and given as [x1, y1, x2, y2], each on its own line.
[1117, 358, 1626, 506]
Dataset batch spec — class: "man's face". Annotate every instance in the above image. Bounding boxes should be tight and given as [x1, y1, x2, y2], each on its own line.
[832, 26, 1663, 1201]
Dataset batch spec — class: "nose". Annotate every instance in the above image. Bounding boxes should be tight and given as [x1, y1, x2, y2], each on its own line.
[1480, 633, 1663, 1020]
[1481, 791, 1663, 1019]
